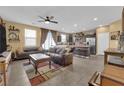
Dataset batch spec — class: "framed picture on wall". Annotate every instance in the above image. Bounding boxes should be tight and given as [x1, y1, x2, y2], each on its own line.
[110, 31, 120, 40]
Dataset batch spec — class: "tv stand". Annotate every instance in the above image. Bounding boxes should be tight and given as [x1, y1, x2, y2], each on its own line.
[0, 51, 11, 85]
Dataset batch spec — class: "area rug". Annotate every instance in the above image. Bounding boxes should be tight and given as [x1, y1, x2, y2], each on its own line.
[23, 61, 64, 86]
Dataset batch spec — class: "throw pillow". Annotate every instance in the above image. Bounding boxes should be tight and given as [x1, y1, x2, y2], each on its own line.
[65, 48, 71, 53]
[49, 47, 56, 53]
[56, 48, 62, 54]
[59, 49, 67, 54]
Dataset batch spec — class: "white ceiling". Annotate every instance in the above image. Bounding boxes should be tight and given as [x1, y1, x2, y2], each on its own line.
[0, 6, 123, 33]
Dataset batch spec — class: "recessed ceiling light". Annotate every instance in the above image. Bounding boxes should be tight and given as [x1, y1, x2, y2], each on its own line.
[74, 24, 78, 27]
[82, 28, 86, 31]
[62, 28, 64, 30]
[32, 22, 35, 24]
[99, 25, 103, 27]
[93, 17, 98, 21]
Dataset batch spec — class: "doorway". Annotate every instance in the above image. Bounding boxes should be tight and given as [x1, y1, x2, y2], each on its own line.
[97, 32, 109, 55]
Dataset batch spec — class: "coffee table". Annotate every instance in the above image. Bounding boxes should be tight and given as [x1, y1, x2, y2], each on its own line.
[29, 53, 51, 74]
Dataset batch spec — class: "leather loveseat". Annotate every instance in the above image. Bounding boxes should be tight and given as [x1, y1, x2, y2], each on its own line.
[14, 47, 42, 60]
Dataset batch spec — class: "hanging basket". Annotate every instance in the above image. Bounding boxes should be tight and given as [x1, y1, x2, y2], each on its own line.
[0, 17, 5, 26]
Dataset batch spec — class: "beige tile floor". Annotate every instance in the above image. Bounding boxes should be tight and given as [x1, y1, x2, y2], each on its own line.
[7, 55, 104, 86]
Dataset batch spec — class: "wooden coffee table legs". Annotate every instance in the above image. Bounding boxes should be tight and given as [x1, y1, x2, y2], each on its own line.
[28, 58, 30, 65]
[34, 61, 52, 74]
[35, 63, 38, 74]
[29, 57, 52, 74]
[104, 52, 108, 65]
[49, 61, 51, 69]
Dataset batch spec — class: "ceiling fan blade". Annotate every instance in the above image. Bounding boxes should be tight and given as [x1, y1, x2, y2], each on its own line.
[49, 16, 54, 20]
[37, 20, 45, 22]
[38, 16, 46, 20]
[49, 20, 58, 24]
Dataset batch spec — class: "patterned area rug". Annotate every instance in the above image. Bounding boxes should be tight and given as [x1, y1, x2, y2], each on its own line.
[23, 62, 64, 86]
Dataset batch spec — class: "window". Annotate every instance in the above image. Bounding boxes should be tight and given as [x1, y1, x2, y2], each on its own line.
[61, 34, 66, 43]
[42, 31, 56, 50]
[25, 29, 36, 47]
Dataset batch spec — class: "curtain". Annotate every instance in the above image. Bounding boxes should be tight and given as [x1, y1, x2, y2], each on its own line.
[42, 31, 56, 49]
[40, 28, 49, 47]
[51, 30, 57, 44]
[122, 8, 124, 31]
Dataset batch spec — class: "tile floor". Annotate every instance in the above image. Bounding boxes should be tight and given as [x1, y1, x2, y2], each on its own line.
[7, 55, 104, 86]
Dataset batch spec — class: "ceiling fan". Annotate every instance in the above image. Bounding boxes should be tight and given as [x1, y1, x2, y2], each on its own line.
[38, 16, 58, 24]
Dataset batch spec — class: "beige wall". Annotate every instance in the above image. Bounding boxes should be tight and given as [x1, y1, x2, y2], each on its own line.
[109, 20, 122, 48]
[4, 20, 41, 52]
[96, 19, 122, 54]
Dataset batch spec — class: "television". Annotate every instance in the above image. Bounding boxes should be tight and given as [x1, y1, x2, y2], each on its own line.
[0, 25, 7, 53]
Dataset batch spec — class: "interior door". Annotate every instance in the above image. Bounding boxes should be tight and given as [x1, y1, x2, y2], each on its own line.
[97, 32, 109, 55]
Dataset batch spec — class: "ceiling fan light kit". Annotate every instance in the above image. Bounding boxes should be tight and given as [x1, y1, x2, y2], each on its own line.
[45, 21, 50, 24]
[38, 16, 58, 24]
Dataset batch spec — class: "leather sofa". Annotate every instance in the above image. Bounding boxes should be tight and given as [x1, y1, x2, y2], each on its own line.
[46, 47, 73, 66]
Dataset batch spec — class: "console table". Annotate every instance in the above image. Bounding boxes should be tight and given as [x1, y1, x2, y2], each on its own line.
[101, 65, 124, 86]
[89, 65, 124, 86]
[104, 48, 124, 65]
[0, 51, 11, 85]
